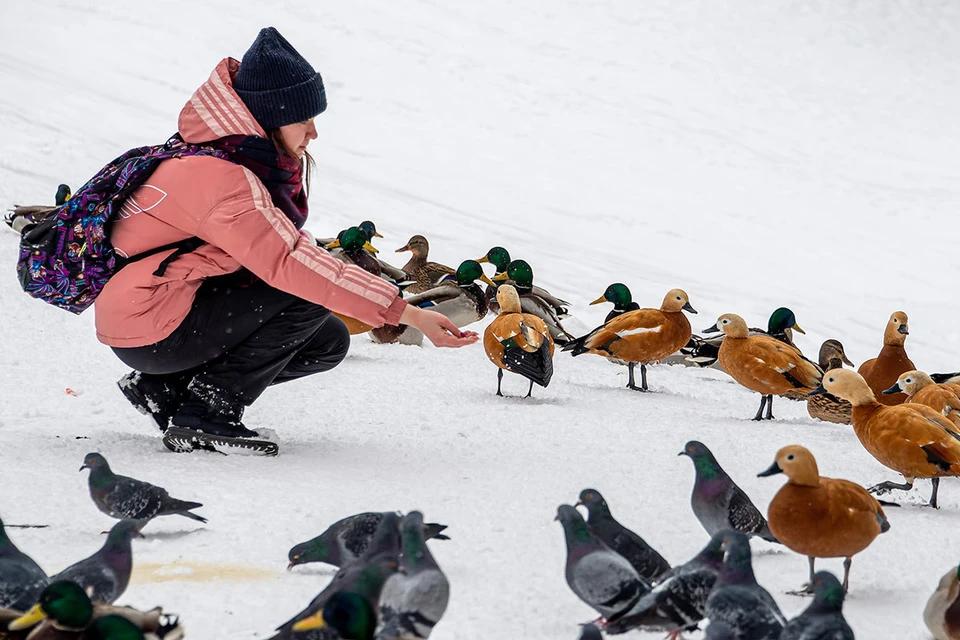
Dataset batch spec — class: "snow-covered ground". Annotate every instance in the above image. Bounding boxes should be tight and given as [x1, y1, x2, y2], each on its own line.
[3, 1, 960, 638]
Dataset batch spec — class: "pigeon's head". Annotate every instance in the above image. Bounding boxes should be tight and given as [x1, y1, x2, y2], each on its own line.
[8, 581, 93, 631]
[810, 571, 845, 611]
[287, 537, 330, 570]
[719, 531, 752, 570]
[679, 441, 722, 478]
[575, 489, 609, 516]
[399, 511, 428, 565]
[704, 621, 737, 640]
[80, 452, 109, 473]
[108, 519, 145, 542]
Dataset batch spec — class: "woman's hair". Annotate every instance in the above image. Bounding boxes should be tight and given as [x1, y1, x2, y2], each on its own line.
[269, 130, 315, 196]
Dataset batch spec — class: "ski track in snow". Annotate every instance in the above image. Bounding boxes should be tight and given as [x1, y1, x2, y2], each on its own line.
[3, 1, 960, 638]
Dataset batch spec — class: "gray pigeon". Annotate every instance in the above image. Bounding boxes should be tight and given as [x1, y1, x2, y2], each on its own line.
[578, 623, 604, 640]
[0, 515, 49, 610]
[80, 452, 206, 524]
[576, 488, 670, 582]
[780, 571, 854, 640]
[704, 532, 785, 640]
[288, 512, 448, 570]
[376, 511, 450, 640]
[704, 621, 738, 639]
[271, 515, 402, 639]
[555, 504, 648, 621]
[680, 441, 778, 542]
[605, 531, 725, 636]
[53, 519, 141, 604]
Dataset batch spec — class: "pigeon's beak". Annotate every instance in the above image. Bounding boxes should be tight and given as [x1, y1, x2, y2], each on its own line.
[682, 302, 698, 314]
[79, 464, 88, 472]
[882, 383, 902, 395]
[677, 451, 687, 457]
[553, 514, 560, 522]
[9, 603, 47, 630]
[808, 384, 829, 397]
[292, 612, 327, 632]
[590, 295, 607, 306]
[703, 323, 721, 334]
[758, 461, 783, 477]
[286, 561, 296, 571]
[574, 500, 583, 508]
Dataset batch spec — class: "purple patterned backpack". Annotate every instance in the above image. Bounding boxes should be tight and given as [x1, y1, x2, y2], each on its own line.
[16, 135, 227, 314]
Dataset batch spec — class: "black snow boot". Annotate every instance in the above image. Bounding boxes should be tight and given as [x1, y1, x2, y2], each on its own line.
[170, 379, 260, 439]
[118, 371, 188, 431]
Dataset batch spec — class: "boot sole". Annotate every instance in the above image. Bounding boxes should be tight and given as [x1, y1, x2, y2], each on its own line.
[162, 427, 279, 456]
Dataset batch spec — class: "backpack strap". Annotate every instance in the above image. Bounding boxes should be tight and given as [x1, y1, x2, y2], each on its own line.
[115, 237, 206, 277]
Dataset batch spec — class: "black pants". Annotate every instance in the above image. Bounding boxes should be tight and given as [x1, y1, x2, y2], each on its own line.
[112, 272, 350, 406]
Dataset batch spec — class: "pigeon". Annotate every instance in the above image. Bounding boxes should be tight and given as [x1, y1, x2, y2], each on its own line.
[376, 511, 450, 640]
[53, 519, 141, 604]
[555, 504, 648, 621]
[704, 532, 785, 640]
[605, 531, 725, 637]
[680, 441, 778, 542]
[704, 621, 738, 639]
[781, 571, 854, 640]
[576, 488, 670, 582]
[288, 512, 448, 570]
[578, 623, 604, 640]
[80, 452, 206, 525]
[0, 515, 49, 610]
[271, 515, 402, 640]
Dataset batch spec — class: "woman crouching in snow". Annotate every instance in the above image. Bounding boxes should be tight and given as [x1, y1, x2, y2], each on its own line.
[95, 27, 476, 452]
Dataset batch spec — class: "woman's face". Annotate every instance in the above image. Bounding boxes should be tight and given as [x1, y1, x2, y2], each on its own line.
[277, 118, 318, 157]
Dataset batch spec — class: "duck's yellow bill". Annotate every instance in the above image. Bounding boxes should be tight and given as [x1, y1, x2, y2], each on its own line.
[590, 295, 607, 305]
[480, 274, 496, 286]
[325, 239, 341, 250]
[793, 323, 806, 334]
[292, 612, 326, 632]
[9, 603, 47, 630]
[492, 271, 510, 282]
[363, 241, 379, 254]
[475, 255, 490, 264]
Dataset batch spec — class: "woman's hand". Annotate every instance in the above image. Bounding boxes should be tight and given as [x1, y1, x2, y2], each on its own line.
[399, 305, 479, 348]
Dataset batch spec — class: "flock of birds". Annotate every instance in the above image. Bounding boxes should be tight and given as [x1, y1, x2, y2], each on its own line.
[7, 202, 960, 638]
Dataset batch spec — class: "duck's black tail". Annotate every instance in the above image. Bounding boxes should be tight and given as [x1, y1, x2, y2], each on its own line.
[504, 341, 554, 387]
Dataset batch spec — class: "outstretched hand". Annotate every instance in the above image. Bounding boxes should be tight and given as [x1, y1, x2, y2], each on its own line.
[400, 305, 479, 348]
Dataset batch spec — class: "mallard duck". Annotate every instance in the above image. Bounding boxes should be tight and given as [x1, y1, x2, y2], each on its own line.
[682, 307, 805, 368]
[3, 580, 182, 639]
[5, 184, 72, 233]
[925, 563, 960, 640]
[706, 313, 822, 420]
[371, 260, 493, 346]
[479, 249, 570, 315]
[396, 235, 455, 294]
[483, 284, 554, 397]
[489, 260, 574, 345]
[564, 288, 696, 391]
[807, 339, 855, 425]
[759, 445, 889, 593]
[815, 368, 960, 508]
[590, 283, 640, 322]
[357, 220, 382, 241]
[885, 370, 960, 426]
[858, 311, 915, 406]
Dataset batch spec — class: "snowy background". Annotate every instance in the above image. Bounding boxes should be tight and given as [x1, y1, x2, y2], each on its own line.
[3, 1, 960, 637]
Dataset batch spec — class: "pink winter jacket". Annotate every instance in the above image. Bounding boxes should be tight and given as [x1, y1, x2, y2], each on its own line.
[94, 58, 407, 347]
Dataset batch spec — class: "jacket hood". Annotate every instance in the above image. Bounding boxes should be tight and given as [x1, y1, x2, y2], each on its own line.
[179, 58, 267, 143]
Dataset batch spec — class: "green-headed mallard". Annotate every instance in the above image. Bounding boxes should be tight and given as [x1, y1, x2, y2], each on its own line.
[3, 580, 182, 639]
[564, 289, 697, 391]
[489, 259, 574, 345]
[396, 235, 455, 294]
[484, 285, 554, 397]
[807, 339, 855, 424]
[357, 220, 382, 241]
[591, 283, 641, 322]
[682, 307, 806, 368]
[371, 260, 493, 346]
[5, 184, 71, 233]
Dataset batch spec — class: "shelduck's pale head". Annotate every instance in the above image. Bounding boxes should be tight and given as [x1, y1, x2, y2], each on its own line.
[758, 444, 820, 487]
[495, 284, 522, 314]
[812, 368, 877, 407]
[660, 289, 697, 314]
[884, 370, 935, 397]
[883, 311, 909, 346]
[704, 313, 748, 338]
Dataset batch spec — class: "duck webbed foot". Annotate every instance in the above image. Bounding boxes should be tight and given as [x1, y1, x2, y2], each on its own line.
[867, 479, 914, 496]
[626, 363, 648, 392]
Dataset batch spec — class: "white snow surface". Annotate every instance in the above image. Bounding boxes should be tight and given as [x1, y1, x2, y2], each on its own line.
[3, 2, 960, 638]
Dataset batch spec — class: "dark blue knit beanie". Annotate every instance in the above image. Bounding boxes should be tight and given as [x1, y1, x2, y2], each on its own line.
[235, 27, 327, 130]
